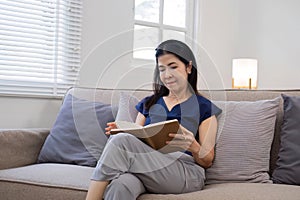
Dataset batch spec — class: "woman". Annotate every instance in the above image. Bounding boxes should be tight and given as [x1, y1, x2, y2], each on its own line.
[86, 39, 222, 200]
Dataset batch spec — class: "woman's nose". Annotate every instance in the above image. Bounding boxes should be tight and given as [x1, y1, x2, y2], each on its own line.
[164, 68, 173, 78]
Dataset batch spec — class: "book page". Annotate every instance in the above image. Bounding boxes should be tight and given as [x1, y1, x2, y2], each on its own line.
[110, 121, 145, 135]
[115, 121, 142, 129]
[144, 119, 178, 128]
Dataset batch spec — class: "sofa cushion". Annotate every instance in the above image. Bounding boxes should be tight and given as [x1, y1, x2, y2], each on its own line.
[138, 182, 300, 200]
[38, 94, 117, 167]
[272, 94, 300, 185]
[0, 183, 87, 200]
[1, 165, 300, 200]
[0, 163, 92, 200]
[0, 163, 92, 190]
[205, 98, 280, 184]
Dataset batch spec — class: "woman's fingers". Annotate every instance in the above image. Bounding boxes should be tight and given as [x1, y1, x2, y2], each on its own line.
[168, 133, 193, 144]
[169, 133, 187, 140]
[167, 129, 196, 151]
[105, 127, 111, 135]
[105, 122, 117, 135]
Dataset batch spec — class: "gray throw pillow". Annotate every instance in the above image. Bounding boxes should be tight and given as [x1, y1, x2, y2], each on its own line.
[38, 94, 116, 167]
[115, 92, 139, 122]
[205, 98, 280, 184]
[272, 94, 300, 185]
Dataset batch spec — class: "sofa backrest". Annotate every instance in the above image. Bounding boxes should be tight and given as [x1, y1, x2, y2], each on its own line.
[66, 87, 300, 175]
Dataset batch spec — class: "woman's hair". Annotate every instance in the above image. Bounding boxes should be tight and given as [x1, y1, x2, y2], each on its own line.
[145, 40, 199, 110]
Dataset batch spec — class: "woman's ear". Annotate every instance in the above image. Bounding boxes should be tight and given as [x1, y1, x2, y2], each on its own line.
[187, 61, 192, 74]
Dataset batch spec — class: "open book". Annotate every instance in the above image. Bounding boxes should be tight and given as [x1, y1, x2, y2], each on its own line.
[110, 119, 182, 153]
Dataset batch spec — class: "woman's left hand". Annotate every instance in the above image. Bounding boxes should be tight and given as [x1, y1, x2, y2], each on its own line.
[167, 125, 199, 152]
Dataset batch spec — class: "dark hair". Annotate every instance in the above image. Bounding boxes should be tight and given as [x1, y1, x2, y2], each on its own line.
[145, 40, 200, 110]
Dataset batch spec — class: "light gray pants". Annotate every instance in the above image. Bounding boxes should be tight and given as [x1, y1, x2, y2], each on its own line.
[91, 133, 205, 200]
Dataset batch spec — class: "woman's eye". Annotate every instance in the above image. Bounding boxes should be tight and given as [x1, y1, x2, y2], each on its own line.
[159, 68, 165, 72]
[171, 66, 177, 69]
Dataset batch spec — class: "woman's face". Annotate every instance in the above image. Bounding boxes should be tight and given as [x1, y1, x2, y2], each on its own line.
[157, 53, 192, 93]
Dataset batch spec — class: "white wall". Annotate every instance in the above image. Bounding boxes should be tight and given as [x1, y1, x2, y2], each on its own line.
[0, 96, 61, 128]
[196, 0, 238, 90]
[198, 0, 300, 89]
[79, 0, 155, 90]
[79, 0, 138, 89]
[80, 0, 300, 90]
[1, 0, 300, 128]
[0, 0, 135, 129]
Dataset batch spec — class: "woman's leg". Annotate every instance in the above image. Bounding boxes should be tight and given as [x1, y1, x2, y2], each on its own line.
[135, 158, 205, 194]
[86, 180, 108, 200]
[91, 133, 205, 195]
[104, 173, 146, 199]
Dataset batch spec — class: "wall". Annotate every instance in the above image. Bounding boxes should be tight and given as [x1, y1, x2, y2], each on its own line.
[79, 0, 155, 90]
[80, 0, 300, 90]
[1, 0, 300, 128]
[79, 0, 139, 89]
[0, 0, 135, 128]
[198, 0, 300, 89]
[0, 96, 61, 128]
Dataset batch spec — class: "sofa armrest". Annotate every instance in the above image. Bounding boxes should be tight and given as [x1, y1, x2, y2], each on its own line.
[0, 129, 50, 170]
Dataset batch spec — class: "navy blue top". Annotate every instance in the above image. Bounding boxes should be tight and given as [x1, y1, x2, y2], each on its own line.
[135, 94, 222, 138]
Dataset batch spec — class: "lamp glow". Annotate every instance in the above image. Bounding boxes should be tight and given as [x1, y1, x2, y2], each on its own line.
[232, 58, 258, 89]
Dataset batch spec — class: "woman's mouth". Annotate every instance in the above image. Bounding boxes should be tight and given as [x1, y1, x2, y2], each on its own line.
[165, 81, 176, 86]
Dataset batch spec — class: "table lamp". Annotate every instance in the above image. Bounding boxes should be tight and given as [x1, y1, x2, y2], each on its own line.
[232, 58, 258, 89]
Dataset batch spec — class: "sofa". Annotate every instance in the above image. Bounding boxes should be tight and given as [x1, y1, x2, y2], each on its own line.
[1, 87, 300, 200]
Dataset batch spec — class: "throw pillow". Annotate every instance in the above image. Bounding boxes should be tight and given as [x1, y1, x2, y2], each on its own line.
[115, 92, 139, 122]
[205, 98, 280, 184]
[272, 94, 300, 185]
[38, 94, 117, 167]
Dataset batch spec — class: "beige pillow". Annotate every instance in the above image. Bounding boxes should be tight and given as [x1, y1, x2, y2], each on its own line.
[205, 98, 280, 184]
[115, 92, 139, 122]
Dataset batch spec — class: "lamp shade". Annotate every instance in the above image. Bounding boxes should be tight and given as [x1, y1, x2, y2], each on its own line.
[232, 58, 258, 89]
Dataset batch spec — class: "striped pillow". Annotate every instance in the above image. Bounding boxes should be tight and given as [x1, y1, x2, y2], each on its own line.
[205, 98, 280, 184]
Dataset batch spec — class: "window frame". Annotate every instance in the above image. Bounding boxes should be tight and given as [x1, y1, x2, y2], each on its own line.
[133, 0, 198, 60]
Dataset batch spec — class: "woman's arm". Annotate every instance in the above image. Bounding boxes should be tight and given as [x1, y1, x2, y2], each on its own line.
[190, 116, 218, 168]
[135, 112, 146, 126]
[167, 115, 218, 168]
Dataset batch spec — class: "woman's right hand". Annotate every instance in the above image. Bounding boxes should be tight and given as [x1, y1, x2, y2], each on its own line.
[105, 122, 117, 135]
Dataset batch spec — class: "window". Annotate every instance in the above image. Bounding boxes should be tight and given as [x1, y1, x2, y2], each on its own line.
[0, 0, 82, 97]
[133, 0, 196, 60]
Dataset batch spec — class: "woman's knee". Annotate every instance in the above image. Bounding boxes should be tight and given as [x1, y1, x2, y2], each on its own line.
[105, 132, 154, 156]
[108, 133, 138, 147]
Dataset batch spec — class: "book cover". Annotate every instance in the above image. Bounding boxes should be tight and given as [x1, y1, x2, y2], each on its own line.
[110, 119, 182, 152]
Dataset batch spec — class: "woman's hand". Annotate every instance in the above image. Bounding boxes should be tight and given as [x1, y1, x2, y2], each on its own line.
[167, 125, 200, 152]
[105, 122, 117, 135]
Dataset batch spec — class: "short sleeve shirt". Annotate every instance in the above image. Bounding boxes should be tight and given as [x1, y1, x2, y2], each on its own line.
[135, 94, 222, 137]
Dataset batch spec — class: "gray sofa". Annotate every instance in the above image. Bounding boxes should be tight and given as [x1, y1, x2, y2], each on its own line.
[1, 88, 300, 200]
